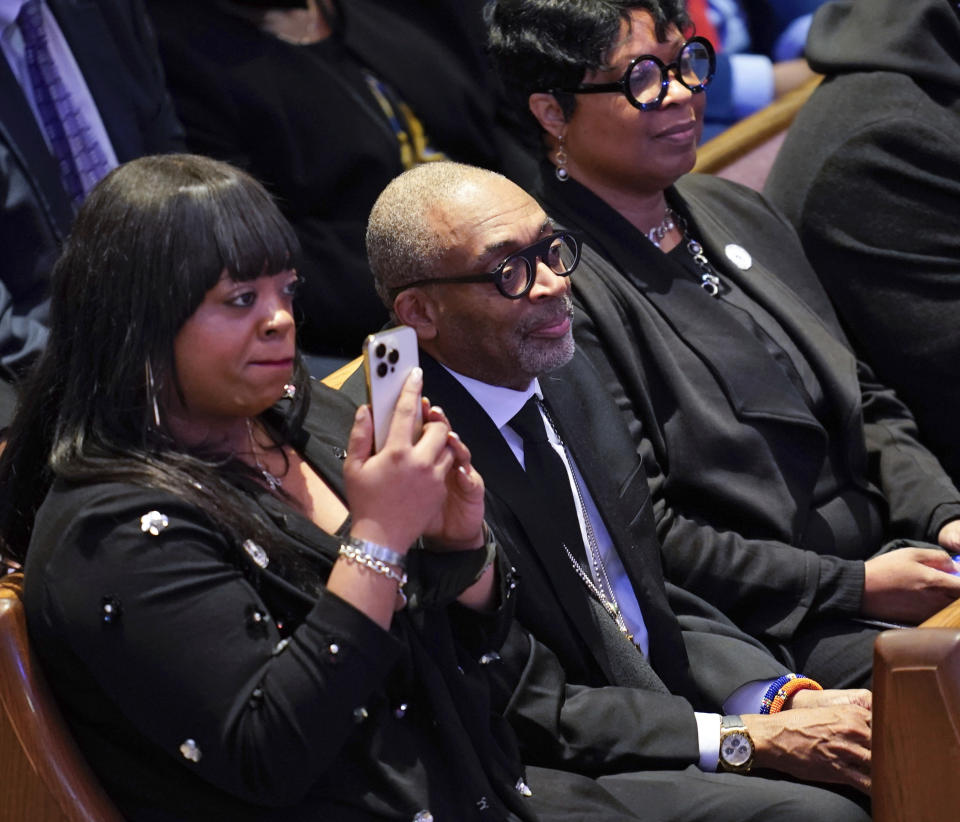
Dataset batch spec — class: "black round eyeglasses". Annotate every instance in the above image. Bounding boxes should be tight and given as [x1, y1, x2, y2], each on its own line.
[549, 36, 716, 112]
[391, 231, 580, 300]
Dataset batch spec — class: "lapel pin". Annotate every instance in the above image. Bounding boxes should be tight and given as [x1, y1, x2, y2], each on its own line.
[724, 244, 752, 270]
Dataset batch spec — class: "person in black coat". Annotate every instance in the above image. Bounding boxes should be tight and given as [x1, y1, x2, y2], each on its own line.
[765, 0, 960, 486]
[0, 0, 183, 404]
[485, 0, 960, 687]
[146, 0, 535, 361]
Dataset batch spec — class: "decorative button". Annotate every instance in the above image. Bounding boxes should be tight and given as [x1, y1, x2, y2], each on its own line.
[273, 638, 290, 655]
[334, 447, 347, 461]
[249, 687, 264, 708]
[245, 606, 271, 638]
[243, 539, 269, 569]
[724, 243, 752, 270]
[352, 706, 369, 723]
[140, 510, 169, 536]
[479, 651, 501, 665]
[413, 812, 434, 822]
[100, 595, 122, 625]
[394, 702, 408, 719]
[179, 739, 201, 762]
[515, 778, 533, 797]
[328, 642, 340, 656]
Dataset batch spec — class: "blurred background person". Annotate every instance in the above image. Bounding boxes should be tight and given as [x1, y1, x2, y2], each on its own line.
[146, 0, 535, 369]
[697, 0, 826, 140]
[766, 0, 960, 485]
[0, 0, 182, 404]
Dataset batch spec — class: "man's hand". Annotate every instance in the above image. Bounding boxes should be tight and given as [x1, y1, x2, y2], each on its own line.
[863, 547, 960, 623]
[744, 703, 871, 794]
[787, 688, 871, 712]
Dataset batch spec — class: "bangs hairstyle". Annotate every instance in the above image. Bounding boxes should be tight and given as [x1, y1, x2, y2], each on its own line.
[486, 0, 691, 149]
[0, 154, 309, 563]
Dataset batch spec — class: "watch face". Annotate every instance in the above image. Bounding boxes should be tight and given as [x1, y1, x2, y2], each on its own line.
[721, 732, 753, 767]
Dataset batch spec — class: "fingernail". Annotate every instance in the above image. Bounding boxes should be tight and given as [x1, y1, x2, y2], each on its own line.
[432, 405, 444, 416]
[458, 465, 469, 475]
[448, 430, 461, 441]
[356, 405, 368, 420]
[410, 366, 423, 385]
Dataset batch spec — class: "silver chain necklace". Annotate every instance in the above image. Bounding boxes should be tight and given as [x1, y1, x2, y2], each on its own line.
[646, 208, 723, 298]
[246, 419, 284, 492]
[536, 399, 635, 644]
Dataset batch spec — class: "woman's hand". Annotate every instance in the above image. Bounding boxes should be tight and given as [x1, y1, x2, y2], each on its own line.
[862, 547, 960, 623]
[344, 368, 456, 552]
[421, 405, 485, 552]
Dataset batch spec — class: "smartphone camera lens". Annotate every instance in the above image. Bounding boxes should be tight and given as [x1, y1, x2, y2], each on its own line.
[375, 343, 387, 358]
[377, 362, 388, 378]
[388, 348, 399, 365]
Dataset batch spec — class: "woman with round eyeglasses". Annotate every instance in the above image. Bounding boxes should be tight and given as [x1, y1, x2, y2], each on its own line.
[488, 0, 960, 698]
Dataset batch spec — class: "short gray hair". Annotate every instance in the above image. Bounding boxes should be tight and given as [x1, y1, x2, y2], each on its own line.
[365, 161, 509, 309]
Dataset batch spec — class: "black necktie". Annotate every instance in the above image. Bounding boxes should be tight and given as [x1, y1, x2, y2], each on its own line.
[509, 397, 588, 566]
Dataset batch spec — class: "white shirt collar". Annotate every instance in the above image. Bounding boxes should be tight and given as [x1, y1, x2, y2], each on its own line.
[441, 365, 541, 433]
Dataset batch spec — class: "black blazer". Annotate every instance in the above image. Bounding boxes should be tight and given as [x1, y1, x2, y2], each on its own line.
[540, 170, 960, 646]
[346, 352, 788, 770]
[0, 0, 182, 374]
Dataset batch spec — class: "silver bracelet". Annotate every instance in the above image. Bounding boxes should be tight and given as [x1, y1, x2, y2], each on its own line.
[338, 540, 408, 589]
[342, 535, 407, 569]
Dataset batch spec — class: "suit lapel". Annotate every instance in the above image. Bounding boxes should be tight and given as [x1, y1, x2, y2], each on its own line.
[0, 56, 73, 240]
[682, 184, 863, 435]
[540, 363, 695, 693]
[420, 355, 619, 682]
[49, 0, 140, 160]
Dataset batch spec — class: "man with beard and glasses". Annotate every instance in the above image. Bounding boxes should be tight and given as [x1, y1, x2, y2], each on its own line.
[341, 161, 875, 820]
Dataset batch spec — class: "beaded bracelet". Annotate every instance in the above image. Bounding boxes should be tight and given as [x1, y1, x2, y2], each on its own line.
[760, 674, 823, 714]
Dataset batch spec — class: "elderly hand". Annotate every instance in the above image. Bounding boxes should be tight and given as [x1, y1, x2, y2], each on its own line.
[862, 547, 960, 623]
[344, 368, 456, 552]
[745, 703, 872, 795]
[787, 688, 871, 712]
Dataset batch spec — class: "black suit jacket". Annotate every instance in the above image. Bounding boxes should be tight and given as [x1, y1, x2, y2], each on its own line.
[345, 351, 787, 769]
[0, 0, 182, 374]
[540, 170, 960, 648]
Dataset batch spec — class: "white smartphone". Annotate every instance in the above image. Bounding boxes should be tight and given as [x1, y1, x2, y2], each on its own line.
[362, 325, 422, 452]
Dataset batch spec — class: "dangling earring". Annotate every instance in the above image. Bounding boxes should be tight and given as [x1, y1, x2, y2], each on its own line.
[554, 133, 569, 182]
[282, 382, 296, 400]
[145, 359, 161, 428]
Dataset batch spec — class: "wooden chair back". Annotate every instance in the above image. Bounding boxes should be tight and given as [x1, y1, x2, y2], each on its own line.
[320, 356, 362, 389]
[692, 75, 822, 191]
[871, 601, 960, 822]
[0, 573, 124, 822]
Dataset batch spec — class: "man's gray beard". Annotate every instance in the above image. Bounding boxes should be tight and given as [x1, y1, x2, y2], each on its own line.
[517, 326, 575, 377]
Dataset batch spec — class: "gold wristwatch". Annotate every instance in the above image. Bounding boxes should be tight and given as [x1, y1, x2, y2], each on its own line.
[718, 714, 754, 773]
